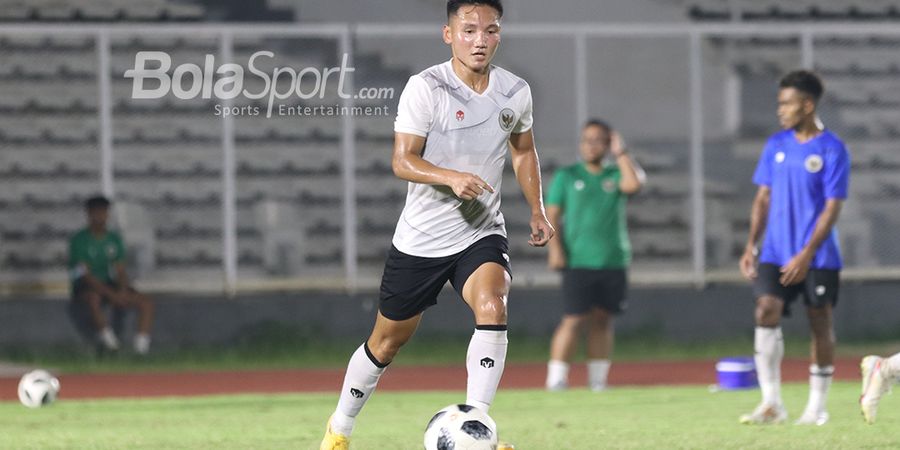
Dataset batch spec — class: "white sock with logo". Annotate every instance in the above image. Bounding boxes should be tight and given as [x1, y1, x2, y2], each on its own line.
[331, 343, 387, 436]
[804, 364, 834, 414]
[754, 326, 784, 406]
[465, 326, 508, 412]
[588, 359, 611, 390]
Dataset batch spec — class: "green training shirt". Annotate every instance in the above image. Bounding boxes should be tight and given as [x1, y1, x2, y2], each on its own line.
[546, 162, 631, 269]
[68, 228, 125, 286]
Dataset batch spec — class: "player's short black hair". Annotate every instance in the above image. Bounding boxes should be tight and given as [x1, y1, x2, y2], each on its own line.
[583, 118, 612, 134]
[447, 0, 503, 19]
[85, 195, 111, 210]
[779, 70, 824, 103]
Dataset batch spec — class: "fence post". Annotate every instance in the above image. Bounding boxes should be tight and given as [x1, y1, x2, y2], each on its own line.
[574, 32, 588, 143]
[340, 26, 358, 294]
[96, 30, 114, 199]
[689, 31, 706, 289]
[220, 31, 238, 297]
[801, 28, 814, 70]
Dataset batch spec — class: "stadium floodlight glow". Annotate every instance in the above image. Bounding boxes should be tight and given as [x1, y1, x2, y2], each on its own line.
[124, 51, 356, 117]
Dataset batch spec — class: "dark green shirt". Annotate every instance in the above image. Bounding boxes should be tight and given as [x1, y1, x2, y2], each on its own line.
[68, 228, 125, 285]
[546, 162, 631, 269]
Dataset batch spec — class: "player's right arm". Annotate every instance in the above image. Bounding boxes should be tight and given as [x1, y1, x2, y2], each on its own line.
[741, 139, 777, 280]
[391, 132, 494, 201]
[740, 185, 770, 280]
[392, 74, 493, 200]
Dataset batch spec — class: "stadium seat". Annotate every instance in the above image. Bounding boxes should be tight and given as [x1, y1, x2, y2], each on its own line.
[254, 200, 307, 275]
[115, 201, 157, 278]
[0, 4, 31, 21]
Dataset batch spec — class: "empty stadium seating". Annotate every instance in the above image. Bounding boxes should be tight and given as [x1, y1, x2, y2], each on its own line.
[687, 1, 900, 22]
[3, 2, 900, 286]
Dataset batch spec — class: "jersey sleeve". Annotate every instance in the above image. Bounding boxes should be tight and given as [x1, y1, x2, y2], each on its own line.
[393, 75, 434, 137]
[752, 138, 775, 186]
[511, 84, 533, 134]
[824, 143, 850, 199]
[546, 170, 566, 207]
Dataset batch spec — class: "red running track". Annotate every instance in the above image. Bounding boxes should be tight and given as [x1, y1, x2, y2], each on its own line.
[0, 358, 862, 401]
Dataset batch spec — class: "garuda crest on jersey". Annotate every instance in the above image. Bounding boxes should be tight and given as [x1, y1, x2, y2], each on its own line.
[498, 107, 515, 132]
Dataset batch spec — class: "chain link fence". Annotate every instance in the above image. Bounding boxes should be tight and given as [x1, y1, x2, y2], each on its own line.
[1, 24, 899, 295]
[0, 33, 99, 290]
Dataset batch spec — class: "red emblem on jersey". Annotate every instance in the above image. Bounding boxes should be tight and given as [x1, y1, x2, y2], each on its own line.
[456, 110, 465, 121]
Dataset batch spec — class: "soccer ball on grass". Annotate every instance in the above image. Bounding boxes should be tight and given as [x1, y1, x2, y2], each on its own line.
[18, 369, 60, 408]
[424, 404, 498, 450]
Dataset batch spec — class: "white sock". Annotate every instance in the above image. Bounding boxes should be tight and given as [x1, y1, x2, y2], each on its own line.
[331, 343, 387, 436]
[754, 326, 783, 405]
[465, 327, 508, 412]
[98, 327, 119, 350]
[546, 360, 570, 389]
[588, 359, 611, 389]
[886, 352, 900, 379]
[805, 364, 833, 413]
[133, 333, 151, 354]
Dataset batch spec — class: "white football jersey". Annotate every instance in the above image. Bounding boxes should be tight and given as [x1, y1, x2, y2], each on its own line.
[392, 60, 534, 257]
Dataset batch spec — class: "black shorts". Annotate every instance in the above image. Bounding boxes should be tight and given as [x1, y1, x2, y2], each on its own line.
[753, 263, 839, 316]
[561, 268, 628, 315]
[72, 279, 135, 302]
[378, 234, 511, 321]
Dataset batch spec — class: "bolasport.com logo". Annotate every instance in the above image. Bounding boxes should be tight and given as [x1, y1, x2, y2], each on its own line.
[124, 51, 394, 118]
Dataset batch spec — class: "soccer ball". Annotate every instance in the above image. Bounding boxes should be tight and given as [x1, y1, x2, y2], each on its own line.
[17, 369, 60, 408]
[424, 404, 498, 450]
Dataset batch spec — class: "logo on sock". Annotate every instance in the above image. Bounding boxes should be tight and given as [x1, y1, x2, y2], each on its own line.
[349, 388, 364, 399]
[480, 357, 495, 369]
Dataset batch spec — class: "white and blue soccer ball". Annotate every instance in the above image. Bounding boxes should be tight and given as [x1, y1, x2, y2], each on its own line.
[424, 404, 498, 450]
[17, 369, 60, 408]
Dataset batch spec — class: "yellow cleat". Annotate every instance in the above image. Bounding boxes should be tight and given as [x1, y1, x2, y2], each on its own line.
[319, 417, 350, 450]
[498, 442, 515, 450]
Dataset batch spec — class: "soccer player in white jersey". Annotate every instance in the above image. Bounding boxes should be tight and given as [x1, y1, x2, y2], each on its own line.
[320, 1, 553, 448]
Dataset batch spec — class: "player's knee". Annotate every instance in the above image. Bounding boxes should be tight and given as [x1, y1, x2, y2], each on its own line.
[560, 314, 587, 330]
[807, 309, 833, 333]
[83, 292, 102, 308]
[474, 294, 507, 324]
[806, 305, 830, 320]
[139, 294, 154, 312]
[755, 311, 780, 327]
[591, 308, 612, 327]
[369, 335, 408, 362]
[755, 312, 779, 327]
[754, 297, 782, 326]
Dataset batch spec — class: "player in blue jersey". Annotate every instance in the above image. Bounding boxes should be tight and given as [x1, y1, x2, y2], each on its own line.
[737, 70, 850, 426]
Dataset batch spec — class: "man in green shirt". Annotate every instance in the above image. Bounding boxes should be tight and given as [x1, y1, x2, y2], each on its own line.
[69, 196, 155, 354]
[545, 119, 644, 391]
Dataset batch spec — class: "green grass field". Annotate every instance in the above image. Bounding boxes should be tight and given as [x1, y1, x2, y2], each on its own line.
[2, 382, 897, 449]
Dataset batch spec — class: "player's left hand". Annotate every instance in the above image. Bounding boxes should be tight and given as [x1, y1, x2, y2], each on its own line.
[779, 251, 813, 286]
[528, 213, 554, 247]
